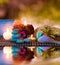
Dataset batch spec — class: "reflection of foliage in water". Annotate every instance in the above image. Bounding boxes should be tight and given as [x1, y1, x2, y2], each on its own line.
[42, 48, 55, 59]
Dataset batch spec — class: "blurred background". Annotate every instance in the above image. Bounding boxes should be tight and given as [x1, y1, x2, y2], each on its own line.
[0, 0, 60, 24]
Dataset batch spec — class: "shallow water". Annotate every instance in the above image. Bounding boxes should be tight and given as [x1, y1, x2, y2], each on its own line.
[0, 50, 60, 65]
